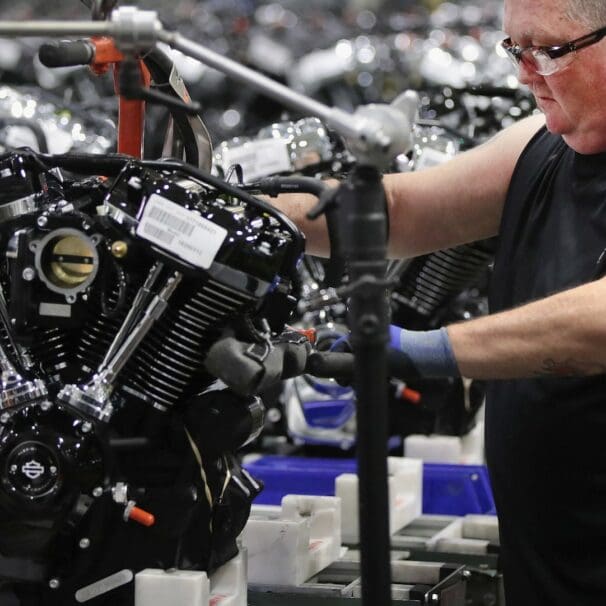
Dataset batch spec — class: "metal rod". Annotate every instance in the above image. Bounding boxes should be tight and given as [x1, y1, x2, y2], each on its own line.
[158, 30, 361, 141]
[340, 165, 393, 606]
[0, 21, 111, 36]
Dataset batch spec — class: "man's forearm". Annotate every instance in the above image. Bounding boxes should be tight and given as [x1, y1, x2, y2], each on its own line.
[268, 190, 331, 257]
[447, 277, 606, 379]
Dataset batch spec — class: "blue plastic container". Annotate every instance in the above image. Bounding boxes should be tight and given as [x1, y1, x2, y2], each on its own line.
[244, 455, 496, 516]
[421, 463, 496, 516]
[246, 456, 356, 505]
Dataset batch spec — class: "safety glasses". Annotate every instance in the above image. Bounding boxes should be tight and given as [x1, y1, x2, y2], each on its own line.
[501, 24, 606, 76]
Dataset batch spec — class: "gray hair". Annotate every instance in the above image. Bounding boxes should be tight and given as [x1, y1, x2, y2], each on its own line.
[564, 1, 606, 27]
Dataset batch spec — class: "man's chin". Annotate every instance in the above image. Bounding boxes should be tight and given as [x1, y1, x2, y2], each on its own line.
[542, 110, 567, 137]
[560, 131, 606, 155]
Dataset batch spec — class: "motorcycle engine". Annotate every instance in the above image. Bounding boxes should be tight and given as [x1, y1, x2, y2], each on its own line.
[0, 151, 303, 605]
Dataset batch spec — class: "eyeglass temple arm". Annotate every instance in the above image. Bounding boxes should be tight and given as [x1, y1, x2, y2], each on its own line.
[548, 27, 606, 57]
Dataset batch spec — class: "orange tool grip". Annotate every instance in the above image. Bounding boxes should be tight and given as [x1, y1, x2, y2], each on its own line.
[397, 385, 422, 405]
[128, 506, 155, 527]
[297, 328, 317, 344]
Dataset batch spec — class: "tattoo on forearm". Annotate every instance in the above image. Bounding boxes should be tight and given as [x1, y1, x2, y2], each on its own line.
[535, 358, 606, 378]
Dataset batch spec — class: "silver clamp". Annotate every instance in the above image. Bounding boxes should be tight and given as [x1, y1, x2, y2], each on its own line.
[57, 383, 114, 424]
[1, 376, 48, 409]
[110, 6, 162, 53]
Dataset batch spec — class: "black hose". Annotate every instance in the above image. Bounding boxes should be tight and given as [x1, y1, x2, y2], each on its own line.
[243, 176, 346, 286]
[38, 152, 133, 176]
[0, 118, 49, 154]
[243, 176, 329, 198]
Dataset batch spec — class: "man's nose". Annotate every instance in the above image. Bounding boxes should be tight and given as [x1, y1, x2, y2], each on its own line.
[517, 60, 543, 87]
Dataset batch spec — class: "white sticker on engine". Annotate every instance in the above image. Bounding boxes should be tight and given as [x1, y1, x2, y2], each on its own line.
[220, 138, 292, 181]
[136, 194, 227, 269]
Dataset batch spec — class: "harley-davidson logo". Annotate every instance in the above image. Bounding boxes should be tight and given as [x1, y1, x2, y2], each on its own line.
[21, 460, 45, 480]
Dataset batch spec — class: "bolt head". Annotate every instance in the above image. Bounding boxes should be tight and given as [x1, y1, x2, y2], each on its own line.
[266, 408, 282, 423]
[111, 240, 128, 258]
[37, 216, 48, 228]
[81, 422, 93, 434]
[79, 538, 91, 549]
[22, 267, 35, 281]
[92, 486, 103, 498]
[48, 578, 60, 590]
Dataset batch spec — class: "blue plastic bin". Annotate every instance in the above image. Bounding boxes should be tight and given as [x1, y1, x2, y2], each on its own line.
[422, 463, 496, 516]
[245, 456, 356, 505]
[244, 455, 496, 516]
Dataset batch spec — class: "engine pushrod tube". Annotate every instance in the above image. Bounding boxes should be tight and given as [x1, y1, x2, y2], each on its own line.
[96, 271, 182, 384]
[99, 262, 165, 370]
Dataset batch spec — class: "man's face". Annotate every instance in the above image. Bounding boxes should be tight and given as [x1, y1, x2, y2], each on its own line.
[504, 0, 606, 154]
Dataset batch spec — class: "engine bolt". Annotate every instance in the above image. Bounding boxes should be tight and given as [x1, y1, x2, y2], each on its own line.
[50, 466, 58, 475]
[48, 578, 60, 590]
[267, 408, 282, 423]
[9, 465, 17, 474]
[92, 486, 103, 498]
[37, 216, 48, 228]
[0, 413, 9, 424]
[79, 538, 90, 549]
[111, 240, 128, 258]
[22, 267, 36, 281]
[81, 422, 93, 434]
[40, 401, 52, 412]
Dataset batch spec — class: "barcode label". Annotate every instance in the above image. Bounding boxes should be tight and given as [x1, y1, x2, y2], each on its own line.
[137, 194, 227, 269]
[141, 222, 175, 245]
[147, 206, 195, 237]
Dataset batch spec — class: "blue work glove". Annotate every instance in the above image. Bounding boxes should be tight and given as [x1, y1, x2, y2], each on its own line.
[389, 325, 460, 378]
